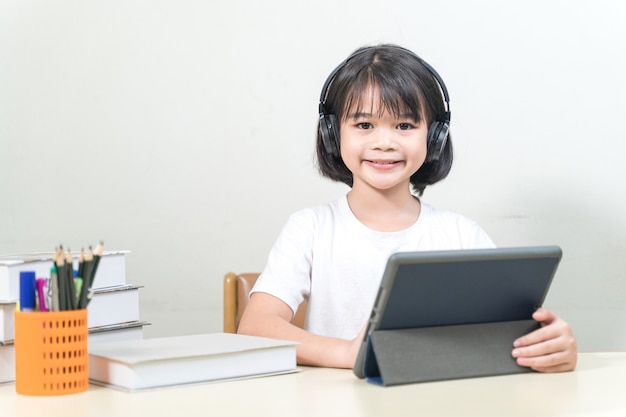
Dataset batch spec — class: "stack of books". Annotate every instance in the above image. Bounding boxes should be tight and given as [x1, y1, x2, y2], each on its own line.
[0, 250, 148, 384]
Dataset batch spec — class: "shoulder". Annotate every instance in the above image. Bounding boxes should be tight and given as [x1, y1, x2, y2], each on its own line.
[268, 197, 349, 250]
[421, 202, 478, 225]
[285, 196, 347, 227]
[419, 202, 496, 249]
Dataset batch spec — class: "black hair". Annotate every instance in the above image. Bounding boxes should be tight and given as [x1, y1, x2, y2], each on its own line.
[315, 44, 453, 196]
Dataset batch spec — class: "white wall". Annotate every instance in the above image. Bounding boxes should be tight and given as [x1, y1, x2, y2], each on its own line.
[1, 0, 624, 351]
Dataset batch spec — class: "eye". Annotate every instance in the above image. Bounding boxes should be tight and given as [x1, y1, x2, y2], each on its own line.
[357, 122, 373, 130]
[397, 123, 413, 130]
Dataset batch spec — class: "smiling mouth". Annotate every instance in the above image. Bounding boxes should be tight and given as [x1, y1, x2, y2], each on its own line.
[366, 160, 400, 165]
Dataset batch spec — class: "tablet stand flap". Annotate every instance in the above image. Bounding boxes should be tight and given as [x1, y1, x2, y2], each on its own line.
[366, 319, 539, 386]
[362, 335, 382, 382]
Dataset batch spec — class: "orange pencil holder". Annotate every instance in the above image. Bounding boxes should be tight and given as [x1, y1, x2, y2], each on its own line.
[14, 309, 89, 396]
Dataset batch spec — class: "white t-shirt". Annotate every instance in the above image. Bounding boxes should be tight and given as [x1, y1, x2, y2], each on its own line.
[251, 195, 495, 340]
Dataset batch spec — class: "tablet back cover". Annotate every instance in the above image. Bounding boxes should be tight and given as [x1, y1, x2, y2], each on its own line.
[354, 246, 562, 382]
[376, 246, 561, 331]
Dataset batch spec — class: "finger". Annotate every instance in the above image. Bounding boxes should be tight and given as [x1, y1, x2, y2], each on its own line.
[531, 363, 575, 373]
[532, 307, 556, 323]
[513, 336, 558, 359]
[516, 351, 577, 372]
[514, 323, 561, 348]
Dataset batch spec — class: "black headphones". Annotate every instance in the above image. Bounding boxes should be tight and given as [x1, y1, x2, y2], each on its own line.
[318, 46, 451, 161]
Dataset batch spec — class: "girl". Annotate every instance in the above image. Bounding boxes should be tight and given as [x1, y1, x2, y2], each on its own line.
[238, 44, 577, 372]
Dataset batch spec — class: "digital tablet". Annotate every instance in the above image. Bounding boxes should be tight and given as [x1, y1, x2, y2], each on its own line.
[353, 245, 562, 379]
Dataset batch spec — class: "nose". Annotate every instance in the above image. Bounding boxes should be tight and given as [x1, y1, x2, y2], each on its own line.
[372, 127, 395, 150]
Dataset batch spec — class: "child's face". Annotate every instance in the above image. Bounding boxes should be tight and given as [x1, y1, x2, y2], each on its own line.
[339, 87, 428, 193]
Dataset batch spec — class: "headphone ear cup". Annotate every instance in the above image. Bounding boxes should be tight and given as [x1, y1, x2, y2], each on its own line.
[427, 120, 450, 161]
[320, 113, 340, 156]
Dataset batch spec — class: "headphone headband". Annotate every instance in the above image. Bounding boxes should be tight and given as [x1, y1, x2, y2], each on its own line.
[319, 45, 451, 121]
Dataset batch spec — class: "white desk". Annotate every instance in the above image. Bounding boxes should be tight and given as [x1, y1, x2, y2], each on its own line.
[1, 352, 625, 417]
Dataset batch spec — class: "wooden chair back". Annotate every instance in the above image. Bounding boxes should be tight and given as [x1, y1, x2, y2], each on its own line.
[223, 272, 307, 333]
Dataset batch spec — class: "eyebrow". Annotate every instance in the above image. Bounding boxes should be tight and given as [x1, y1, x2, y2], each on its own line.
[347, 111, 418, 120]
[347, 111, 373, 119]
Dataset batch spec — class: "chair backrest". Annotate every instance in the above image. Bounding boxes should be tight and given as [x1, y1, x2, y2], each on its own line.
[223, 272, 307, 333]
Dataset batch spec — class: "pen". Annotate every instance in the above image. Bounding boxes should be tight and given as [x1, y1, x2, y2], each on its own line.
[19, 271, 37, 312]
[36, 278, 48, 312]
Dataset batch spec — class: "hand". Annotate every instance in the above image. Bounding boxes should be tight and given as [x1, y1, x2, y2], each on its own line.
[512, 307, 577, 372]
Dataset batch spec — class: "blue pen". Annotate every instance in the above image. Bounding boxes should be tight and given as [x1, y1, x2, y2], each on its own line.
[19, 271, 37, 312]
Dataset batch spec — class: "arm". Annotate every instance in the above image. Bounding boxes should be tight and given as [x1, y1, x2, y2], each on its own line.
[238, 292, 364, 369]
[511, 307, 577, 372]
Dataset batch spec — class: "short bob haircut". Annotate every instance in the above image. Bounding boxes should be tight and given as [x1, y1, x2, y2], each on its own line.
[316, 44, 453, 196]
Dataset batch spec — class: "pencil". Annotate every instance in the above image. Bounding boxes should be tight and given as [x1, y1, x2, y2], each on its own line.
[50, 264, 59, 311]
[48, 242, 104, 310]
[65, 248, 75, 310]
[85, 241, 103, 307]
[56, 248, 67, 310]
[77, 248, 85, 283]
[90, 241, 103, 283]
[78, 247, 94, 309]
[76, 248, 86, 309]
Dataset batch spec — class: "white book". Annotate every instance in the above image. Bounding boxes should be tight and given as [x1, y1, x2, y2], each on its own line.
[0, 284, 142, 342]
[0, 250, 129, 301]
[88, 333, 298, 391]
[87, 285, 141, 328]
[89, 321, 148, 344]
[0, 342, 14, 385]
[0, 302, 13, 343]
[0, 321, 149, 384]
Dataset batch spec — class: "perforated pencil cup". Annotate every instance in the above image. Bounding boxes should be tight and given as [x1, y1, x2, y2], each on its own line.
[14, 309, 89, 395]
